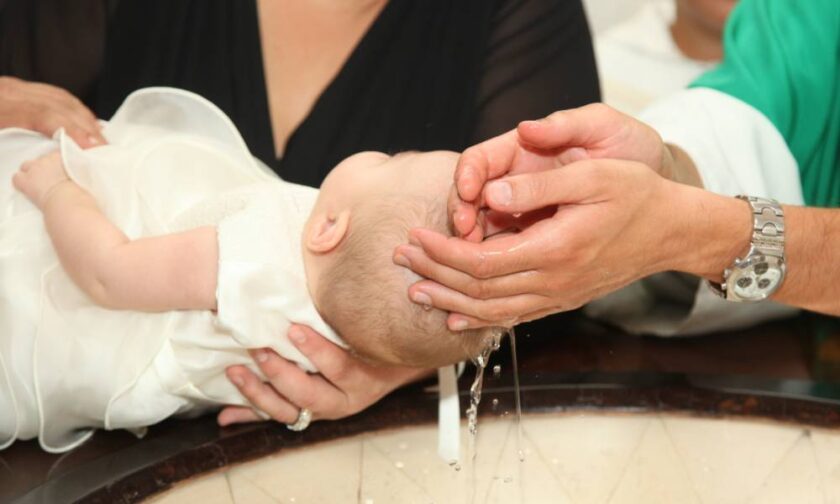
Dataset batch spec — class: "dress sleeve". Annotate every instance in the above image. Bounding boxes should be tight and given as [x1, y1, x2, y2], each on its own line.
[691, 0, 840, 207]
[470, 0, 601, 142]
[214, 188, 343, 372]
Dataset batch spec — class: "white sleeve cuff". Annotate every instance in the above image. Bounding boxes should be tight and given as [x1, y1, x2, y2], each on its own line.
[640, 88, 804, 204]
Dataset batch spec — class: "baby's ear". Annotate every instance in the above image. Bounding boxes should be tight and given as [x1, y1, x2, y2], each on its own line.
[306, 210, 351, 253]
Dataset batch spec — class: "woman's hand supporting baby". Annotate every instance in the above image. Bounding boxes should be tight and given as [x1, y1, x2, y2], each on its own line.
[220, 325, 432, 426]
[0, 77, 106, 148]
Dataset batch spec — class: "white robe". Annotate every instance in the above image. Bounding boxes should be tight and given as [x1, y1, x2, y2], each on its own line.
[0, 88, 342, 453]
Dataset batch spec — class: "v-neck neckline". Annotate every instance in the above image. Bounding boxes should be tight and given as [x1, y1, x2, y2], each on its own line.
[252, 0, 397, 166]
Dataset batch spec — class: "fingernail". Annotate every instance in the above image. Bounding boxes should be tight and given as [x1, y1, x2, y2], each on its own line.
[408, 232, 421, 246]
[487, 181, 512, 207]
[87, 135, 100, 146]
[393, 253, 410, 268]
[450, 318, 469, 331]
[231, 374, 244, 387]
[289, 327, 306, 345]
[411, 291, 432, 307]
[255, 349, 269, 363]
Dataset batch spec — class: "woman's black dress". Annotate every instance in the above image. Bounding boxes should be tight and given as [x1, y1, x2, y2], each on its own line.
[93, 0, 600, 187]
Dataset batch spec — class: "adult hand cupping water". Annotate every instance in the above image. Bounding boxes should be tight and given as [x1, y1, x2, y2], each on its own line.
[219, 325, 431, 426]
[394, 105, 742, 329]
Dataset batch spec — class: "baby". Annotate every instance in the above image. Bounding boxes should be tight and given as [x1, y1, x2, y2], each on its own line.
[0, 88, 494, 453]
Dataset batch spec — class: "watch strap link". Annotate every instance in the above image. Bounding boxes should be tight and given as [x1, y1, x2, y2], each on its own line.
[740, 195, 784, 254]
[707, 196, 785, 300]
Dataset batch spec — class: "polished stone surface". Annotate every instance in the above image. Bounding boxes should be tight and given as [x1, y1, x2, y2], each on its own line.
[3, 313, 840, 503]
[148, 413, 840, 504]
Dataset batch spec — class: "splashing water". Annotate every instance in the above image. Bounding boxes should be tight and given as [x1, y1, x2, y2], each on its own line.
[461, 327, 525, 501]
[465, 334, 500, 438]
[510, 327, 525, 462]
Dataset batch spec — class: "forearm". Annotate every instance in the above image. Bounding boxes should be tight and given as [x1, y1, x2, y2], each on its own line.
[774, 206, 840, 315]
[667, 183, 840, 316]
[42, 182, 219, 311]
[42, 181, 131, 307]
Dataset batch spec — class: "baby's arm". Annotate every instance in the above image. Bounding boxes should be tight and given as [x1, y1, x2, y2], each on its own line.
[13, 151, 218, 312]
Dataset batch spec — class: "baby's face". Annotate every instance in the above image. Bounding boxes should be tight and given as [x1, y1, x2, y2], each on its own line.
[317, 150, 458, 210]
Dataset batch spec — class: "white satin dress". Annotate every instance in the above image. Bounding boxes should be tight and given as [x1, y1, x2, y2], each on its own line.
[0, 88, 342, 453]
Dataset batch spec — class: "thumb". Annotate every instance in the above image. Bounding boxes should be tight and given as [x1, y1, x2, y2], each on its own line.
[483, 161, 606, 213]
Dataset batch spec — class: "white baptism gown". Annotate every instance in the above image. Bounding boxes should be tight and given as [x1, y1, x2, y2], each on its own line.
[0, 88, 342, 453]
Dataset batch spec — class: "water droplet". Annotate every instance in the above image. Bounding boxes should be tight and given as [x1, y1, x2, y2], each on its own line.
[518, 449, 526, 462]
[395, 461, 405, 469]
[397, 442, 408, 450]
[504, 476, 514, 483]
[491, 398, 499, 410]
[492, 364, 501, 377]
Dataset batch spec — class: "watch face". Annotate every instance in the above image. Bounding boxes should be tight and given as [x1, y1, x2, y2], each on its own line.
[728, 255, 785, 301]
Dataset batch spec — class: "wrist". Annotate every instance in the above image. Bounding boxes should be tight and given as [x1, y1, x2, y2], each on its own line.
[39, 178, 73, 210]
[661, 144, 704, 188]
[663, 184, 752, 280]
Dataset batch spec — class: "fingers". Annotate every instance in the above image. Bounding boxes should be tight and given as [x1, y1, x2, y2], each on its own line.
[455, 129, 520, 203]
[447, 184, 480, 239]
[287, 325, 362, 391]
[482, 160, 607, 213]
[396, 243, 542, 301]
[517, 103, 621, 150]
[0, 78, 105, 148]
[33, 110, 104, 148]
[248, 346, 350, 420]
[225, 365, 300, 424]
[447, 305, 563, 331]
[407, 225, 550, 279]
[217, 406, 263, 426]
[405, 279, 548, 329]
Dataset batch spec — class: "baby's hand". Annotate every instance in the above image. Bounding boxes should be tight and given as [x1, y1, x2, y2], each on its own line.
[13, 150, 70, 209]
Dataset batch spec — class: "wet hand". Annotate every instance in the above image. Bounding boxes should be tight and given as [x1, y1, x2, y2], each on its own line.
[398, 159, 682, 329]
[450, 104, 669, 241]
[0, 77, 106, 148]
[218, 324, 432, 426]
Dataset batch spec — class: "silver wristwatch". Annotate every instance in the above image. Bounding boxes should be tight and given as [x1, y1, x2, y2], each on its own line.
[707, 196, 786, 302]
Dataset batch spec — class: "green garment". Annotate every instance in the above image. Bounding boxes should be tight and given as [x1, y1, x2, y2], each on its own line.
[692, 0, 840, 207]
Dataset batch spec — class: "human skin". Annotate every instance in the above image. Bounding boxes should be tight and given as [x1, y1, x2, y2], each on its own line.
[394, 106, 840, 330]
[0, 77, 105, 148]
[3, 0, 450, 429]
[672, 0, 738, 61]
[13, 147, 456, 427]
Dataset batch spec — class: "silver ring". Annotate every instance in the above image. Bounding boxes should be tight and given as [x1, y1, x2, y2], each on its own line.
[286, 408, 312, 432]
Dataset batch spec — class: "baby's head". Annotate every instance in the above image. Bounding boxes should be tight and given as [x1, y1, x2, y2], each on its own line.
[302, 151, 499, 368]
